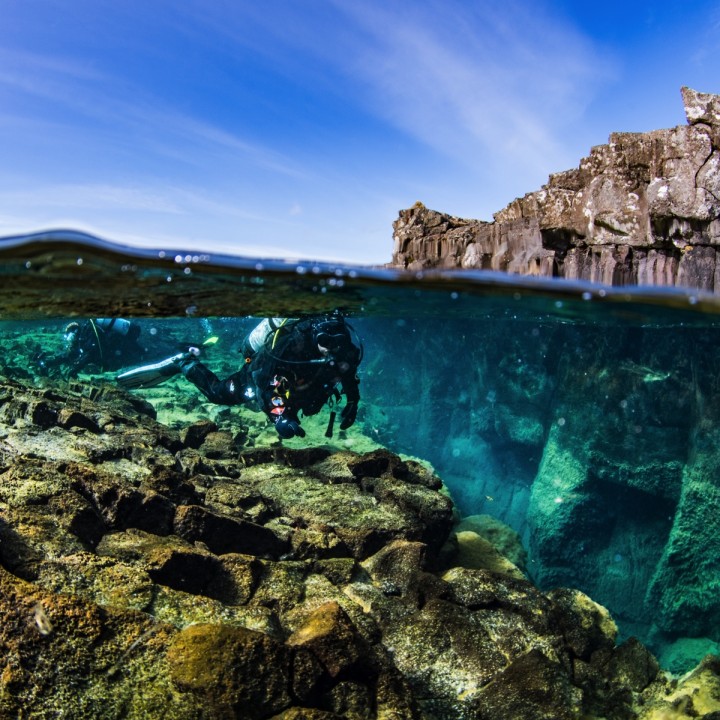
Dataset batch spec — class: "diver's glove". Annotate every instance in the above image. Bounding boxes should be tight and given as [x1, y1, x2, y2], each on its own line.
[176, 345, 202, 373]
[275, 416, 306, 439]
[339, 400, 358, 430]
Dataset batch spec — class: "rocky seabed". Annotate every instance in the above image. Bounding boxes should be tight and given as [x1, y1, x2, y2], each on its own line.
[0, 374, 719, 719]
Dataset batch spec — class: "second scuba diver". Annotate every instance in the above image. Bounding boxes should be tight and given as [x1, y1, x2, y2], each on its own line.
[117, 313, 363, 439]
[35, 318, 149, 379]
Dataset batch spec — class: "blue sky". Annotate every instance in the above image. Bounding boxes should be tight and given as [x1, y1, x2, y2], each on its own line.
[0, 0, 718, 264]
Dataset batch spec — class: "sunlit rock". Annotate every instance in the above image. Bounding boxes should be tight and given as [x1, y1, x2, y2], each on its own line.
[391, 87, 720, 291]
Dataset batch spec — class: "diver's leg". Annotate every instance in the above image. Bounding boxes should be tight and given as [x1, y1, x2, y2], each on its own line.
[182, 362, 244, 405]
[117, 350, 194, 389]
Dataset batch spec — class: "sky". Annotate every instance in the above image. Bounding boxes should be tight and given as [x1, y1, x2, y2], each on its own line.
[0, 0, 718, 264]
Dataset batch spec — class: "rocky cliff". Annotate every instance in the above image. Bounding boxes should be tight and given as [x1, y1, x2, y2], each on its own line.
[391, 87, 720, 291]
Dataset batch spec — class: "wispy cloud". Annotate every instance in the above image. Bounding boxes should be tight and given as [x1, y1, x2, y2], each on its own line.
[182, 0, 612, 181]
[0, 180, 309, 226]
[0, 184, 183, 213]
[0, 46, 307, 181]
[323, 0, 610, 173]
[142, 113, 309, 179]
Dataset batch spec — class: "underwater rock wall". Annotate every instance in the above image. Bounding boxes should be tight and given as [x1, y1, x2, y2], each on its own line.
[391, 87, 720, 292]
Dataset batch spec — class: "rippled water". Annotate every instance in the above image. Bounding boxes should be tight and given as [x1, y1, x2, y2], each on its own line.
[3, 230, 720, 671]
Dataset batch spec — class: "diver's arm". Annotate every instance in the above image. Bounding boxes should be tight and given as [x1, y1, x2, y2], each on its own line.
[256, 375, 306, 438]
[65, 346, 94, 378]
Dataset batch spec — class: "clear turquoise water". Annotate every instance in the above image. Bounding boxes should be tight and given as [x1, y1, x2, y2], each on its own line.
[2, 230, 720, 672]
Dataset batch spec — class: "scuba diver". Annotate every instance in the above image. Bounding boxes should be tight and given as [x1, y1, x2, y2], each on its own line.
[117, 313, 363, 439]
[35, 318, 149, 379]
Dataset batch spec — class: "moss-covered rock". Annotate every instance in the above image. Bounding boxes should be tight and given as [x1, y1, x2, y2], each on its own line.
[167, 623, 293, 718]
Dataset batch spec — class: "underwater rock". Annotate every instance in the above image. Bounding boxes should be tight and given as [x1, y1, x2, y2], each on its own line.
[178, 418, 217, 448]
[451, 530, 526, 579]
[173, 503, 288, 558]
[167, 623, 294, 718]
[1, 373, 720, 718]
[287, 600, 365, 678]
[637, 655, 720, 719]
[451, 514, 528, 577]
[391, 87, 720, 291]
[645, 424, 720, 638]
[522, 344, 704, 655]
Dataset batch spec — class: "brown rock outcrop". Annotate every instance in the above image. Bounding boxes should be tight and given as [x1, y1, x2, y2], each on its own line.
[392, 87, 720, 291]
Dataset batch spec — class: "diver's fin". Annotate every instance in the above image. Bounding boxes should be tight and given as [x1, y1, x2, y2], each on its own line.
[177, 336, 218, 351]
[116, 353, 187, 389]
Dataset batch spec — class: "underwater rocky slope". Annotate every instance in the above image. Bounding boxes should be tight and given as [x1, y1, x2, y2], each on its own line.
[359, 314, 720, 671]
[1, 370, 720, 718]
[391, 87, 720, 291]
